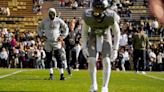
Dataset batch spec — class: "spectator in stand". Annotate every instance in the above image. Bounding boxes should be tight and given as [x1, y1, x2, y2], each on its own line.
[10, 35, 17, 48]
[124, 47, 130, 70]
[59, 0, 65, 7]
[148, 49, 156, 71]
[71, 0, 78, 10]
[39, 46, 46, 69]
[34, 46, 42, 69]
[65, 0, 71, 7]
[151, 19, 159, 36]
[0, 47, 8, 68]
[119, 31, 128, 48]
[120, 47, 126, 71]
[19, 45, 26, 68]
[157, 51, 163, 71]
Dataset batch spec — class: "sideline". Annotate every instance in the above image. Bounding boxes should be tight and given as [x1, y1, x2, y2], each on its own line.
[0, 70, 25, 79]
[118, 71, 164, 81]
[142, 74, 164, 81]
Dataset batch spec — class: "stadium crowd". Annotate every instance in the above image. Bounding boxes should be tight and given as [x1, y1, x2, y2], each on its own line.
[0, 0, 163, 72]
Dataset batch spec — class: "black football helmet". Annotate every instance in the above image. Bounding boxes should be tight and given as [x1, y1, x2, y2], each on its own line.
[92, 0, 109, 17]
[92, 0, 109, 10]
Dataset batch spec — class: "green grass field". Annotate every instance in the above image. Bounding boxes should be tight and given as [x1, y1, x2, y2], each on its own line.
[0, 68, 163, 92]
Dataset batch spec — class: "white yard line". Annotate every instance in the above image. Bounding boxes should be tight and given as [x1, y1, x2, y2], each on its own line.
[119, 71, 164, 81]
[142, 74, 164, 81]
[0, 70, 25, 79]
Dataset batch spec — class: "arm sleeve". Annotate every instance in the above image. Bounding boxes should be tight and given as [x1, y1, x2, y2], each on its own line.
[81, 20, 89, 48]
[146, 35, 149, 49]
[59, 18, 69, 39]
[111, 21, 121, 50]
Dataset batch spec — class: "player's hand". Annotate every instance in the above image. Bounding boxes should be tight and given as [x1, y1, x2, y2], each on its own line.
[57, 36, 64, 42]
[82, 48, 89, 59]
[110, 50, 118, 62]
[57, 36, 65, 46]
[40, 36, 47, 42]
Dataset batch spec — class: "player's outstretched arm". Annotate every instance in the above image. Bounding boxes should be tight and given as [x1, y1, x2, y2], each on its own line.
[81, 20, 89, 48]
[110, 21, 121, 61]
[111, 21, 121, 51]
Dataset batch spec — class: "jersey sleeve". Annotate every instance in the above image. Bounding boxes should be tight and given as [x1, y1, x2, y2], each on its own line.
[113, 11, 120, 23]
[59, 18, 69, 38]
[81, 20, 89, 48]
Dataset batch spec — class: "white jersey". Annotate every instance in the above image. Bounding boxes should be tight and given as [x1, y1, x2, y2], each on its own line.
[83, 8, 120, 30]
[82, 8, 120, 50]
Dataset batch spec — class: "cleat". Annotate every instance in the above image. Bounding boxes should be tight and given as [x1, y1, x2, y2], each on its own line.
[141, 71, 146, 75]
[60, 74, 66, 80]
[101, 87, 108, 92]
[60, 76, 66, 80]
[49, 74, 54, 80]
[89, 90, 97, 92]
[89, 85, 97, 92]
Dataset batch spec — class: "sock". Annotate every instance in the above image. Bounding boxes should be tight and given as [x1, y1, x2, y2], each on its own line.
[88, 57, 97, 90]
[59, 68, 64, 75]
[49, 68, 53, 74]
[102, 57, 111, 88]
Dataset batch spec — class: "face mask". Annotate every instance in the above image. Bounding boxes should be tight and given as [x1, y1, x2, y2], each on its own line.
[49, 12, 55, 20]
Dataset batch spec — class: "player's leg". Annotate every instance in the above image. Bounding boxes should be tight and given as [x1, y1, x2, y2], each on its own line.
[101, 40, 112, 92]
[44, 41, 54, 80]
[87, 33, 98, 92]
[54, 48, 66, 80]
[88, 57, 97, 92]
[133, 50, 140, 73]
[65, 46, 72, 75]
[139, 50, 146, 74]
[46, 51, 54, 80]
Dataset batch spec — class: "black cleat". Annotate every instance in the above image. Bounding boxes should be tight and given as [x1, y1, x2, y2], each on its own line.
[60, 74, 66, 80]
[49, 74, 54, 80]
[89, 91, 97, 92]
[60, 76, 66, 80]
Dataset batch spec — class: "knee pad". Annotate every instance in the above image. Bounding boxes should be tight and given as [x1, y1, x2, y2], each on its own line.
[102, 57, 111, 67]
[88, 57, 97, 65]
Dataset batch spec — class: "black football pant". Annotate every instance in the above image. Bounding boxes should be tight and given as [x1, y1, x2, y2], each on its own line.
[46, 49, 63, 69]
[133, 50, 146, 71]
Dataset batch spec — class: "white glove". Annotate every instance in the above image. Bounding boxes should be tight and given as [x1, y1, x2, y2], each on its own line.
[82, 48, 89, 59]
[110, 50, 118, 62]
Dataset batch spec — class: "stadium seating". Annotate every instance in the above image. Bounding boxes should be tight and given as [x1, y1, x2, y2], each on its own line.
[0, 0, 43, 32]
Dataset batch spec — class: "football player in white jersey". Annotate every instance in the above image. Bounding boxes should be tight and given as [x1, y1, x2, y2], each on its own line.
[82, 0, 120, 92]
[37, 8, 69, 80]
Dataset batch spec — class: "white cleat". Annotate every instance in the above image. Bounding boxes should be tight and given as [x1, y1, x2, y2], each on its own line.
[135, 71, 139, 74]
[89, 85, 97, 92]
[101, 87, 108, 92]
[141, 71, 146, 75]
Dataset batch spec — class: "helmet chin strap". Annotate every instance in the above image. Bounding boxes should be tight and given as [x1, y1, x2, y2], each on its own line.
[92, 11, 105, 23]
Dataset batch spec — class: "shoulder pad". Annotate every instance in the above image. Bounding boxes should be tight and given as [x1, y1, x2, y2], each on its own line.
[83, 9, 92, 17]
[105, 9, 120, 23]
